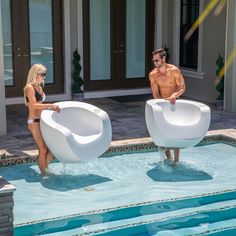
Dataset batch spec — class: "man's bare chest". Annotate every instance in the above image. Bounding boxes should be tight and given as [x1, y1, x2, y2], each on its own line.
[155, 73, 175, 87]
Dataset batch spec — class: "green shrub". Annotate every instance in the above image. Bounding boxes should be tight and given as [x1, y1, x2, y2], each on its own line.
[72, 50, 84, 93]
[215, 54, 224, 100]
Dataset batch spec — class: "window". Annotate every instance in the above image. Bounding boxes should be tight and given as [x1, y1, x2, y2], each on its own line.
[180, 0, 199, 69]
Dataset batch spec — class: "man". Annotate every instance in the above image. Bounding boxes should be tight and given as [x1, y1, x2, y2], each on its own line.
[149, 48, 186, 163]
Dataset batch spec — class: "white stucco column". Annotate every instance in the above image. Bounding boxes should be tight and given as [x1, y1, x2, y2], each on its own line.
[77, 0, 83, 81]
[224, 0, 236, 112]
[155, 0, 163, 49]
[0, 1, 7, 135]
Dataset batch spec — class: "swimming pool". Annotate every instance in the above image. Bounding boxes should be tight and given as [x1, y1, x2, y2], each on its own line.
[0, 136, 236, 235]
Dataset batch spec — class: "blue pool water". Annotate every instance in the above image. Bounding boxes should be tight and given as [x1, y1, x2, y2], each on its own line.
[1, 142, 236, 235]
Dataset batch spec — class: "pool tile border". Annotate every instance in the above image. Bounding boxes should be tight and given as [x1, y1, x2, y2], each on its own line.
[0, 134, 235, 167]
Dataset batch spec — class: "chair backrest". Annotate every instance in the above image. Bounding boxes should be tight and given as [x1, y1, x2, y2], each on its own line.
[52, 107, 103, 136]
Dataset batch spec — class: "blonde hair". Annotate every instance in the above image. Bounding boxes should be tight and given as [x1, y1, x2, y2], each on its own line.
[23, 64, 46, 105]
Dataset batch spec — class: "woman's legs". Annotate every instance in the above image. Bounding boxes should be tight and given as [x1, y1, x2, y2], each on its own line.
[174, 148, 180, 163]
[45, 149, 53, 169]
[28, 123, 48, 175]
[165, 148, 171, 159]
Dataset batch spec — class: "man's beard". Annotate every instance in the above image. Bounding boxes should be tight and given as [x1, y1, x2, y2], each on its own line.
[155, 60, 164, 69]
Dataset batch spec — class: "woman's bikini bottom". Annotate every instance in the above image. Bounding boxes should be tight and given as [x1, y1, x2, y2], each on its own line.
[27, 118, 40, 125]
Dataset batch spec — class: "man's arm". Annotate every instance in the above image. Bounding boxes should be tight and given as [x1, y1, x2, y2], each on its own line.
[166, 67, 185, 104]
[171, 68, 186, 98]
[149, 72, 161, 99]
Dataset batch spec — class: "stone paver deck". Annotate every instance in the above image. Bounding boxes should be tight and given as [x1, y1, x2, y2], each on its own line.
[0, 95, 236, 159]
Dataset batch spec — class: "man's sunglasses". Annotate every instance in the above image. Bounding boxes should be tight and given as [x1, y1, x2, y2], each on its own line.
[152, 59, 161, 63]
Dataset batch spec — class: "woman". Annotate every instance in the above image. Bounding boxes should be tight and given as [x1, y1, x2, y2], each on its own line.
[24, 64, 60, 176]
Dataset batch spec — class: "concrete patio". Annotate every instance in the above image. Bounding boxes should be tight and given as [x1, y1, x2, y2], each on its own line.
[0, 95, 236, 159]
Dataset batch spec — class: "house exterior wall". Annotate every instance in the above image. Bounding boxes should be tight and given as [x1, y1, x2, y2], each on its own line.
[69, 0, 79, 95]
[70, 0, 78, 57]
[224, 0, 236, 112]
[0, 1, 7, 135]
[177, 0, 226, 103]
[62, 0, 76, 102]
[160, 0, 223, 103]
[0, 0, 235, 115]
[163, 0, 174, 61]
[154, 0, 173, 60]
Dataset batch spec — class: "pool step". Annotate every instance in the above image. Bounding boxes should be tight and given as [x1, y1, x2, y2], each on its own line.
[36, 202, 236, 236]
[38, 219, 236, 236]
[14, 190, 236, 236]
[149, 218, 236, 236]
[28, 200, 236, 236]
[76, 200, 236, 235]
[38, 220, 236, 236]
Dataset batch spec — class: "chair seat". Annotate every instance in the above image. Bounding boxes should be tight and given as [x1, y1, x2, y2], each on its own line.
[40, 101, 112, 163]
[145, 99, 211, 148]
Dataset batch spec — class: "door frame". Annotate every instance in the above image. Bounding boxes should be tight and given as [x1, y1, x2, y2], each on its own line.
[5, 0, 64, 97]
[82, 0, 155, 91]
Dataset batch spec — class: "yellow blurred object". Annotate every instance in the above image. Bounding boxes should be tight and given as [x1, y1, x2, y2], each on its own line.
[214, 0, 226, 16]
[214, 76, 221, 86]
[218, 46, 236, 79]
[184, 0, 220, 41]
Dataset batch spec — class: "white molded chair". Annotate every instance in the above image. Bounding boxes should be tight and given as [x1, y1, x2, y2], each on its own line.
[40, 101, 112, 163]
[145, 99, 211, 148]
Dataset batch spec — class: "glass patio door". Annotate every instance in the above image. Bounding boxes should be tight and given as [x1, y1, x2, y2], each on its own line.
[1, 0, 64, 97]
[83, 0, 155, 91]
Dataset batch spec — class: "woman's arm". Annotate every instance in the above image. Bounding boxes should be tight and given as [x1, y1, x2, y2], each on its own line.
[25, 85, 60, 112]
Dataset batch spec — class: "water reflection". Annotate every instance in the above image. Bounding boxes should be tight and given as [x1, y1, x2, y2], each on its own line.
[41, 174, 112, 191]
[0, 163, 112, 191]
[147, 161, 213, 182]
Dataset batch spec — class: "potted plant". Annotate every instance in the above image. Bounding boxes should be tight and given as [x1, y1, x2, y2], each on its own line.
[72, 50, 84, 100]
[214, 54, 224, 109]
